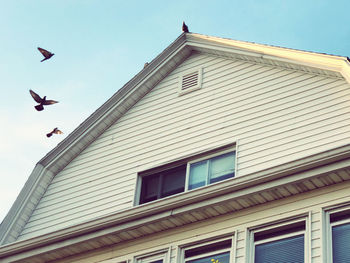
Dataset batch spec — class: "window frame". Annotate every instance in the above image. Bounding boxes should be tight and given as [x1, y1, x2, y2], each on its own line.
[134, 249, 170, 263]
[249, 217, 308, 263]
[138, 164, 187, 204]
[185, 149, 236, 191]
[136, 145, 237, 205]
[324, 205, 350, 263]
[181, 237, 234, 263]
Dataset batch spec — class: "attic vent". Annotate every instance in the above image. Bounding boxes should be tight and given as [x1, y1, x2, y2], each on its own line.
[178, 67, 202, 95]
[182, 72, 199, 90]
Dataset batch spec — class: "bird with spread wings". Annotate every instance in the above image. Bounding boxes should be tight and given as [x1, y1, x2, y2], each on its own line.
[29, 90, 58, 111]
[37, 47, 54, 62]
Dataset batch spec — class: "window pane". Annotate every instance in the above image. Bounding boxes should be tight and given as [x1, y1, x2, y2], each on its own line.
[209, 152, 235, 184]
[150, 260, 163, 263]
[162, 165, 186, 197]
[140, 174, 159, 204]
[189, 160, 207, 190]
[332, 222, 350, 263]
[185, 240, 232, 258]
[255, 235, 304, 263]
[186, 252, 229, 263]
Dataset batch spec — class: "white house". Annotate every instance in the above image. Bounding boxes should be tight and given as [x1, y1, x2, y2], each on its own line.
[1, 32, 350, 263]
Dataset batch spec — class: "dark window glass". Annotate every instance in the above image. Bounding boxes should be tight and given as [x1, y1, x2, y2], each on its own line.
[254, 221, 305, 242]
[185, 240, 231, 258]
[140, 174, 159, 203]
[162, 165, 186, 197]
[330, 210, 350, 223]
[140, 165, 186, 204]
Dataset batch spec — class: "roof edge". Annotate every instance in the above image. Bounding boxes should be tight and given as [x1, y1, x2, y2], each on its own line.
[186, 33, 350, 83]
[0, 164, 47, 245]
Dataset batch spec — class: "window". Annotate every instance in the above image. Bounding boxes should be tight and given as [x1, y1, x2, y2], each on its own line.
[183, 238, 232, 263]
[137, 148, 236, 205]
[326, 208, 350, 263]
[188, 151, 235, 190]
[135, 250, 169, 263]
[139, 165, 186, 204]
[250, 220, 306, 263]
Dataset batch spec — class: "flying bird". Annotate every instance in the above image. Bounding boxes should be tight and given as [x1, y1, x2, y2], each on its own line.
[46, 128, 63, 138]
[182, 21, 189, 33]
[29, 89, 58, 111]
[37, 47, 54, 62]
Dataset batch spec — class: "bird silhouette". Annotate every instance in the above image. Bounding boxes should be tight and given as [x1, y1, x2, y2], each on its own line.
[38, 47, 54, 62]
[29, 90, 58, 111]
[46, 128, 63, 138]
[182, 21, 189, 33]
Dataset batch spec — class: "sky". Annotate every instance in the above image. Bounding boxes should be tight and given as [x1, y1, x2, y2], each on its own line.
[0, 0, 349, 224]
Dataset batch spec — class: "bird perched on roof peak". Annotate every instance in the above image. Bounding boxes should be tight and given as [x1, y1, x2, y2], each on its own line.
[29, 90, 58, 111]
[182, 21, 189, 33]
[46, 128, 63, 138]
[37, 47, 54, 62]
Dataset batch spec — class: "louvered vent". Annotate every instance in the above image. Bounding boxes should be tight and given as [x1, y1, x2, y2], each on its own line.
[178, 67, 202, 96]
[182, 71, 199, 90]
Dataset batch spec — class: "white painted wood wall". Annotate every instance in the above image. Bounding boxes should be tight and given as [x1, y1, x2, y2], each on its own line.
[18, 52, 350, 240]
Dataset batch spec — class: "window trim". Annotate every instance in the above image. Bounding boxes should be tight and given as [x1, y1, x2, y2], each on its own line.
[134, 248, 170, 263]
[181, 236, 234, 263]
[249, 217, 308, 263]
[324, 204, 350, 263]
[135, 144, 237, 205]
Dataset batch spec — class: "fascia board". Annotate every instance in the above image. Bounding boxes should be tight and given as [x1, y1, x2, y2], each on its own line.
[1, 143, 350, 261]
[0, 164, 48, 245]
[187, 33, 350, 82]
[340, 60, 350, 83]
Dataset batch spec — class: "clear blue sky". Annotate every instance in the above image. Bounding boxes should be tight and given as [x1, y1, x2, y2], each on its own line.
[1, 0, 349, 223]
